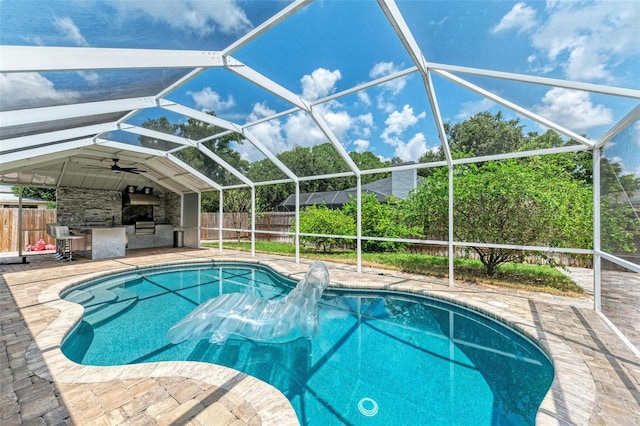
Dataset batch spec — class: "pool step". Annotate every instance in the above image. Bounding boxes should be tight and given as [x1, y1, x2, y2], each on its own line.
[83, 287, 138, 325]
[66, 286, 138, 325]
[65, 288, 96, 305]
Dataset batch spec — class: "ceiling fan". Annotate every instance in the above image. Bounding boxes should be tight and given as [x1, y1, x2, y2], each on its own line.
[83, 159, 147, 175]
[109, 159, 146, 174]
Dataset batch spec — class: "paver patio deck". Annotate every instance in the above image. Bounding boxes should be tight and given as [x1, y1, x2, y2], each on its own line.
[1, 247, 639, 425]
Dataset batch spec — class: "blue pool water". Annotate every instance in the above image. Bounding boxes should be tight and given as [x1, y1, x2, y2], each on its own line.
[61, 263, 553, 425]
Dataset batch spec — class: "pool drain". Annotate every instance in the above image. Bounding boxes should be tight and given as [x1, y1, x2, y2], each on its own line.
[358, 397, 379, 416]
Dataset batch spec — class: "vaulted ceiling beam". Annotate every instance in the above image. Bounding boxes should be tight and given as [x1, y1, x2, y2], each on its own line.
[0, 138, 95, 166]
[1, 123, 119, 153]
[377, 0, 453, 165]
[429, 63, 640, 99]
[432, 69, 595, 147]
[0, 46, 225, 72]
[222, 0, 312, 56]
[119, 124, 254, 187]
[1, 97, 165, 127]
[161, 103, 299, 183]
[224, 57, 310, 111]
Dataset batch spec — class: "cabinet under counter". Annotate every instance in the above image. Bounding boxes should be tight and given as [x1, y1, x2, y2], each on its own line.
[124, 224, 173, 249]
[71, 227, 126, 260]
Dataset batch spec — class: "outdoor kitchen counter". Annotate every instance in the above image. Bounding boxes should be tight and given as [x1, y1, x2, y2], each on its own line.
[124, 224, 174, 249]
[70, 226, 126, 260]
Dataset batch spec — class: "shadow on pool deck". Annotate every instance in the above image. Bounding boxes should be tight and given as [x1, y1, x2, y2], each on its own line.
[0, 276, 70, 424]
[0, 248, 277, 425]
[1, 247, 639, 425]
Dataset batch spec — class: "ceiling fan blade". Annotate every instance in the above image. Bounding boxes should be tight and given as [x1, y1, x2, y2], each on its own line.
[121, 167, 146, 173]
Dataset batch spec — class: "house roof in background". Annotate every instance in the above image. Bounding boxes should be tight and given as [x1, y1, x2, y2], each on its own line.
[0, 185, 48, 206]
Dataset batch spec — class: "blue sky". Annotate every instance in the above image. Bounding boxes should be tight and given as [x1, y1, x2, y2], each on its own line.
[1, 0, 639, 174]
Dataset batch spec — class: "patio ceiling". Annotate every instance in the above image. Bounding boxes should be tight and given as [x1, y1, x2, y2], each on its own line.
[1, 0, 639, 195]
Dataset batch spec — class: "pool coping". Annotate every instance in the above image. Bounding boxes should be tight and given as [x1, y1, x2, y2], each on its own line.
[32, 259, 298, 426]
[28, 254, 596, 425]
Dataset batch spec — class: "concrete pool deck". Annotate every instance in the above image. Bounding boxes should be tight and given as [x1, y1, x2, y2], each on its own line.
[1, 247, 639, 425]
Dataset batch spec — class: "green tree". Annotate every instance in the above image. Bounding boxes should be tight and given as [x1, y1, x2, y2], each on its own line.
[598, 157, 640, 254]
[406, 159, 593, 276]
[224, 188, 252, 242]
[349, 151, 392, 184]
[11, 186, 56, 209]
[139, 117, 179, 151]
[173, 115, 247, 187]
[140, 112, 248, 212]
[251, 143, 382, 212]
[447, 111, 525, 158]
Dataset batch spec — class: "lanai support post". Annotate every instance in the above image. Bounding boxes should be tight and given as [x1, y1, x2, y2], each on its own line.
[448, 166, 454, 287]
[593, 147, 601, 311]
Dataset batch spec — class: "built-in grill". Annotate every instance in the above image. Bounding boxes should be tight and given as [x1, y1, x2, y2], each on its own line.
[122, 187, 160, 226]
[135, 221, 155, 235]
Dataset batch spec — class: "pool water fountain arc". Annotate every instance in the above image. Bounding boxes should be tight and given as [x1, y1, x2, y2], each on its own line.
[166, 261, 330, 344]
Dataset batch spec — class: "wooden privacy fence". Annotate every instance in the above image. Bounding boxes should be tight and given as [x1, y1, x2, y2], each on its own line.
[0, 210, 295, 252]
[1, 209, 590, 268]
[201, 212, 295, 243]
[0, 208, 57, 252]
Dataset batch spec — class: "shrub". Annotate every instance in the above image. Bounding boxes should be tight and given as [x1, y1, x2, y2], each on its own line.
[343, 194, 416, 252]
[294, 204, 355, 252]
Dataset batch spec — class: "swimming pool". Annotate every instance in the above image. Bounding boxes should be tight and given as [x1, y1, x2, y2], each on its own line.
[61, 262, 553, 425]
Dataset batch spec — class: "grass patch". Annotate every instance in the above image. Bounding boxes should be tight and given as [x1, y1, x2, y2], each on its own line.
[205, 241, 584, 296]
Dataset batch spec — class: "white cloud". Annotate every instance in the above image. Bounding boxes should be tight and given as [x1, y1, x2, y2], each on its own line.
[78, 71, 100, 85]
[241, 70, 375, 158]
[321, 108, 353, 141]
[370, 62, 398, 78]
[357, 113, 374, 138]
[380, 105, 428, 161]
[357, 91, 371, 106]
[563, 42, 609, 81]
[429, 17, 448, 27]
[529, 1, 640, 82]
[50, 16, 100, 85]
[53, 16, 89, 46]
[491, 2, 538, 34]
[247, 101, 275, 121]
[284, 111, 327, 147]
[240, 103, 287, 161]
[0, 73, 81, 109]
[353, 139, 370, 153]
[381, 105, 426, 144]
[394, 133, 428, 162]
[455, 98, 496, 121]
[187, 87, 235, 112]
[194, 0, 252, 35]
[109, 0, 252, 37]
[376, 94, 396, 114]
[534, 88, 613, 133]
[300, 68, 342, 101]
[369, 61, 407, 95]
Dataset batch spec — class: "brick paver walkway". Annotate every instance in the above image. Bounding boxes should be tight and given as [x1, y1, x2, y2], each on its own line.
[1, 247, 639, 425]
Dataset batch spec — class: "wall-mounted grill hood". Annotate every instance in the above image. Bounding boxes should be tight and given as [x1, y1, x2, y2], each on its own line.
[123, 193, 161, 206]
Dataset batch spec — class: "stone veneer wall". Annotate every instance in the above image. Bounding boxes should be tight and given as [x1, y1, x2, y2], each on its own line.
[162, 192, 181, 227]
[57, 188, 181, 227]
